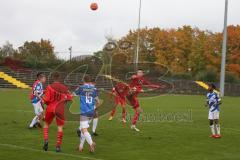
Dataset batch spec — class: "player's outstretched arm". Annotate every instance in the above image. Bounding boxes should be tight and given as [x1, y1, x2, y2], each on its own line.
[217, 99, 222, 105]
[142, 78, 165, 90]
[217, 94, 222, 105]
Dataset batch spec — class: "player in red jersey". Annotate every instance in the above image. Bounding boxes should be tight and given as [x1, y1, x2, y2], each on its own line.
[127, 69, 160, 132]
[41, 72, 72, 152]
[108, 82, 129, 123]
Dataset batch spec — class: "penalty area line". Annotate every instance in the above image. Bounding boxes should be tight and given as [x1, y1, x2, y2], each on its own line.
[0, 143, 103, 160]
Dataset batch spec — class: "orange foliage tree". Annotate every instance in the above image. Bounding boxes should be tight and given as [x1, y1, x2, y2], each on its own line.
[118, 25, 240, 79]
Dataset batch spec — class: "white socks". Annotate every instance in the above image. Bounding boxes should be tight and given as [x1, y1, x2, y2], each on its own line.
[210, 125, 215, 135]
[29, 116, 38, 127]
[83, 132, 93, 146]
[215, 124, 220, 135]
[210, 124, 221, 135]
[80, 132, 86, 148]
[92, 118, 98, 133]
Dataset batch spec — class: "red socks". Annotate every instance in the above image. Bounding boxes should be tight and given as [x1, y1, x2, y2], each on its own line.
[122, 107, 126, 119]
[43, 128, 48, 141]
[44, 128, 63, 147]
[111, 108, 116, 117]
[132, 110, 140, 125]
[56, 131, 63, 147]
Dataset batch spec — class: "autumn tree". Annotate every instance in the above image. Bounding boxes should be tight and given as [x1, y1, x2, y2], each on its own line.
[16, 39, 55, 62]
[116, 25, 240, 81]
[226, 25, 240, 78]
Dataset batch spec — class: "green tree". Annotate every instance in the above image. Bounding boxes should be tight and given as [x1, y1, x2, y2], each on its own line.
[0, 41, 17, 57]
[17, 39, 55, 62]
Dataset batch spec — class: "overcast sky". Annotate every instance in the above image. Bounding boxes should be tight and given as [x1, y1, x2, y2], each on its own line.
[0, 0, 239, 59]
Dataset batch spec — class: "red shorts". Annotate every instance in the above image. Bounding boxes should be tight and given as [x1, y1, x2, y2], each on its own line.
[115, 96, 126, 106]
[45, 104, 65, 126]
[126, 95, 139, 109]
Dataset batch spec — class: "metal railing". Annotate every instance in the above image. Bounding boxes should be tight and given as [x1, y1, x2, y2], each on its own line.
[0, 66, 240, 96]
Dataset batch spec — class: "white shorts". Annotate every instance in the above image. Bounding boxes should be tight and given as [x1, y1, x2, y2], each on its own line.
[32, 101, 43, 116]
[208, 110, 220, 120]
[79, 117, 92, 130]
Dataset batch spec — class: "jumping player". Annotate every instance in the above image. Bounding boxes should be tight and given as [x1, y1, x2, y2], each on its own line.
[29, 72, 46, 129]
[205, 83, 222, 138]
[127, 69, 160, 132]
[42, 72, 72, 152]
[74, 75, 99, 152]
[108, 82, 129, 123]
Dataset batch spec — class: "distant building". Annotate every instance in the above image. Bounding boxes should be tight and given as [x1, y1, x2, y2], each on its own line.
[72, 55, 92, 61]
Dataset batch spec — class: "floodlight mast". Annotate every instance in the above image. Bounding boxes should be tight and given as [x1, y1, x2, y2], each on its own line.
[220, 0, 228, 97]
[134, 0, 142, 71]
[69, 46, 72, 61]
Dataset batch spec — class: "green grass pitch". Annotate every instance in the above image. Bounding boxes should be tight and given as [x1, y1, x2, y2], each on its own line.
[0, 89, 240, 160]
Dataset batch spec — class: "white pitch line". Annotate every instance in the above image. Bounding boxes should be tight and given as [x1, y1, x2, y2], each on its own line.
[0, 109, 32, 113]
[16, 109, 32, 113]
[0, 143, 103, 160]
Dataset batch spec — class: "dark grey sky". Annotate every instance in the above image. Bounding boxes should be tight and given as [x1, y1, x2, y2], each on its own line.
[0, 0, 239, 59]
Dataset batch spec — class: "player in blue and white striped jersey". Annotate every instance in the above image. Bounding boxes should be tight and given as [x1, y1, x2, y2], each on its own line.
[205, 83, 222, 138]
[29, 72, 46, 128]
